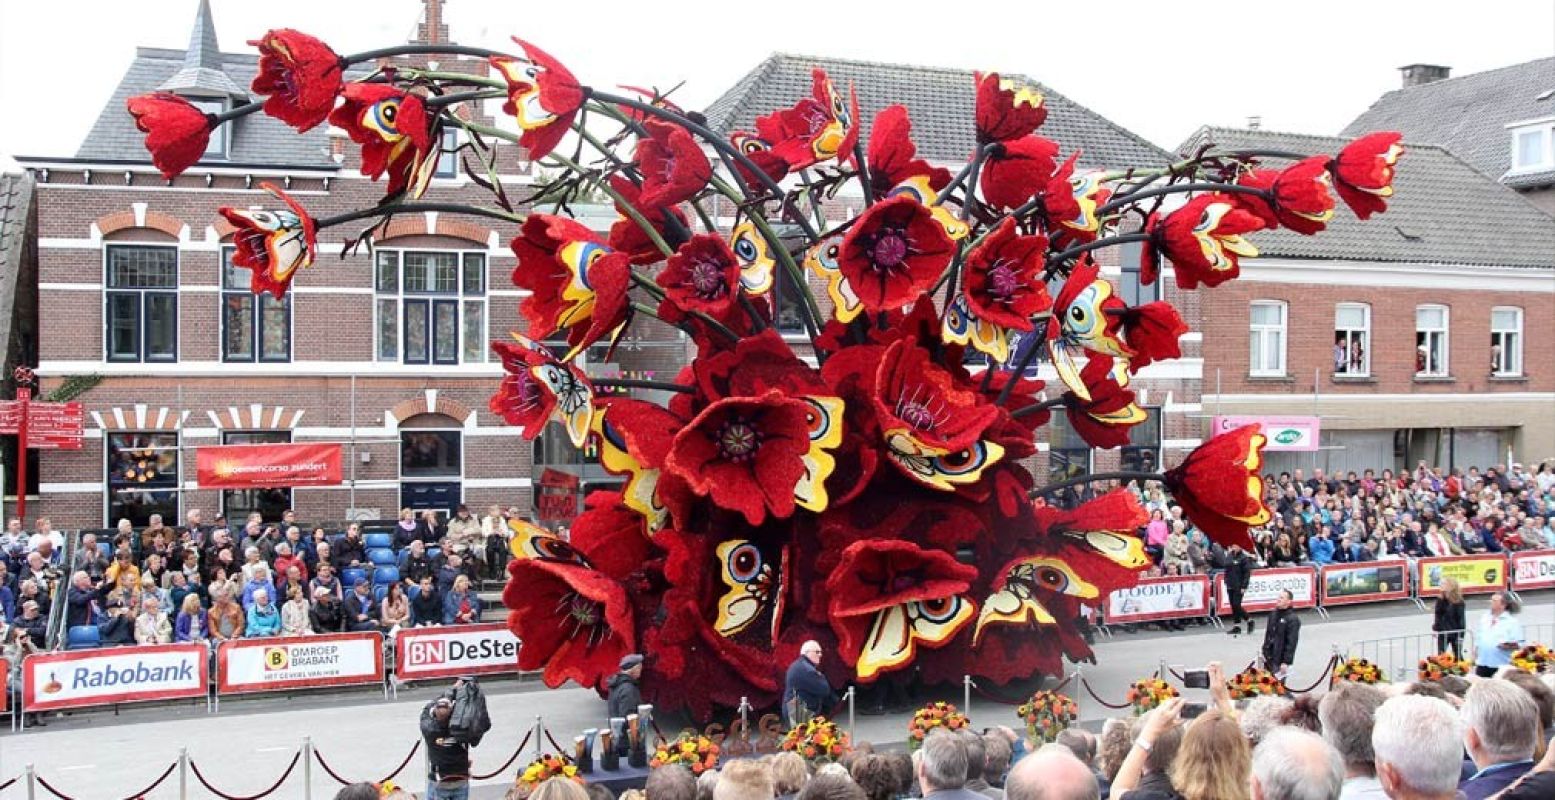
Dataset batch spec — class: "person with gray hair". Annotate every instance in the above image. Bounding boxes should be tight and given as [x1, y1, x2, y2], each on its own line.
[1370, 695, 1463, 800]
[1460, 679, 1540, 800]
[957, 729, 1001, 800]
[917, 730, 983, 800]
[646, 765, 697, 800]
[1252, 727, 1344, 800]
[1317, 682, 1388, 800]
[1005, 744, 1099, 800]
[982, 733, 1013, 789]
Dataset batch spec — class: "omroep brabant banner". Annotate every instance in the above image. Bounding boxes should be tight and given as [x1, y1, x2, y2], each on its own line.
[395, 623, 522, 681]
[217, 632, 382, 694]
[1416, 555, 1506, 597]
[22, 644, 207, 712]
[1105, 575, 1211, 624]
[1216, 567, 1317, 615]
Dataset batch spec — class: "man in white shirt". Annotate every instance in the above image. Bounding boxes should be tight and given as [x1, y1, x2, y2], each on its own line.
[1473, 592, 1523, 678]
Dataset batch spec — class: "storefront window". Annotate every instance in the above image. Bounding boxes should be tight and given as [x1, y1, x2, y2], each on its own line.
[107, 432, 179, 526]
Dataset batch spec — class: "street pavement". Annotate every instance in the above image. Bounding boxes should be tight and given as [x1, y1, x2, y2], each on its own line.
[1, 592, 1550, 799]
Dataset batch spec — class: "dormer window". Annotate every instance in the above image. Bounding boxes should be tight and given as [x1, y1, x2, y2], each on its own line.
[1509, 121, 1553, 173]
[188, 97, 229, 158]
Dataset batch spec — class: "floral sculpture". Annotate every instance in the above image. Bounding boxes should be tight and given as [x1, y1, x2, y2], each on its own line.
[1511, 644, 1553, 674]
[1226, 667, 1286, 700]
[1017, 689, 1078, 743]
[650, 732, 721, 775]
[517, 753, 583, 793]
[780, 716, 851, 762]
[908, 701, 971, 749]
[1333, 657, 1384, 685]
[1125, 677, 1178, 715]
[126, 28, 1404, 716]
[1417, 652, 1469, 681]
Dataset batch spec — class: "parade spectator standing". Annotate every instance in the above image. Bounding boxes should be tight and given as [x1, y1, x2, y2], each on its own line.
[783, 640, 835, 725]
[1261, 590, 1301, 679]
[1459, 680, 1540, 800]
[1318, 683, 1388, 800]
[1473, 592, 1523, 678]
[915, 731, 983, 800]
[422, 688, 474, 800]
[1223, 545, 1254, 635]
[1432, 578, 1466, 660]
[607, 654, 645, 755]
[1006, 744, 1099, 800]
[1250, 728, 1344, 800]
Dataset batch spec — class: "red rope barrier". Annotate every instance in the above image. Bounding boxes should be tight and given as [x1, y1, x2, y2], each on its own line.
[190, 751, 301, 800]
[0, 776, 16, 792]
[1079, 677, 1133, 710]
[1285, 656, 1341, 695]
[118, 761, 179, 800]
[32, 773, 79, 800]
[377, 741, 422, 784]
[314, 741, 419, 787]
[471, 729, 534, 781]
[974, 673, 1078, 705]
[545, 725, 570, 754]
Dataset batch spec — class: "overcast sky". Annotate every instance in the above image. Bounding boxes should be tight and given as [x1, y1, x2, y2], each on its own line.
[1, 0, 1553, 164]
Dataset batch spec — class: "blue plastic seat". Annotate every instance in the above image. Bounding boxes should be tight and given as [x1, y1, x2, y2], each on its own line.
[364, 533, 393, 551]
[97, 542, 112, 560]
[342, 567, 367, 588]
[372, 566, 400, 585]
[426, 547, 442, 561]
[367, 548, 397, 567]
[374, 584, 390, 604]
[67, 625, 101, 650]
[406, 584, 421, 600]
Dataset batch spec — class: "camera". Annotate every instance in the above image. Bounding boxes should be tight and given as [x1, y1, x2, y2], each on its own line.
[1182, 668, 1210, 689]
[1181, 702, 1207, 719]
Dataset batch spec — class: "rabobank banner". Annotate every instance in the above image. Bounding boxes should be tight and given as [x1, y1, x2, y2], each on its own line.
[395, 623, 522, 681]
[22, 644, 208, 712]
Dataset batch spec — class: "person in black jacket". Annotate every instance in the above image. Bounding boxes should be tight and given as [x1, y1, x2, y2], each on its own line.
[606, 654, 645, 754]
[330, 525, 367, 575]
[1223, 545, 1254, 635]
[343, 578, 379, 632]
[1261, 590, 1301, 679]
[309, 587, 345, 633]
[1432, 577, 1466, 659]
[411, 575, 443, 626]
[421, 689, 473, 800]
[782, 640, 836, 725]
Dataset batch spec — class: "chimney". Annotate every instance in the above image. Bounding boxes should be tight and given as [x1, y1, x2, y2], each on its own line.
[1399, 64, 1451, 88]
[414, 0, 451, 45]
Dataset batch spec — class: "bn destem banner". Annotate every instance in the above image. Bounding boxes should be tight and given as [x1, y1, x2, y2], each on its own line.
[1320, 562, 1411, 606]
[1416, 555, 1506, 597]
[196, 442, 343, 489]
[1216, 567, 1317, 615]
[1104, 576, 1211, 624]
[394, 623, 522, 681]
[22, 644, 208, 712]
[1511, 550, 1555, 591]
[217, 632, 383, 694]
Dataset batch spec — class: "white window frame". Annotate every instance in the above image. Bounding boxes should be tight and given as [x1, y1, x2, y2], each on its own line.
[1334, 302, 1371, 377]
[187, 97, 229, 159]
[103, 242, 179, 363]
[1491, 306, 1523, 377]
[373, 247, 488, 366]
[1510, 123, 1554, 173]
[1415, 304, 1450, 378]
[1249, 300, 1288, 377]
[399, 426, 465, 511]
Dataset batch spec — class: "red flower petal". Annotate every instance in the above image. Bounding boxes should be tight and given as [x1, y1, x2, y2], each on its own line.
[867, 105, 951, 198]
[216, 182, 318, 298]
[1145, 194, 1264, 290]
[126, 92, 213, 179]
[974, 72, 1047, 143]
[664, 391, 813, 526]
[636, 120, 712, 209]
[838, 196, 955, 312]
[504, 558, 635, 690]
[1331, 132, 1403, 220]
[248, 29, 343, 132]
[980, 135, 1060, 210]
[1164, 425, 1273, 547]
[961, 218, 1051, 330]
[327, 84, 436, 198]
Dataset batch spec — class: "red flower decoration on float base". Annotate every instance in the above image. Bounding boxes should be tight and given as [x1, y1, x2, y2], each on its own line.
[755, 68, 859, 171]
[510, 215, 632, 359]
[248, 29, 343, 132]
[1235, 156, 1336, 235]
[1140, 194, 1264, 290]
[636, 120, 712, 208]
[981, 135, 1061, 210]
[975, 72, 1047, 143]
[838, 195, 956, 312]
[126, 92, 214, 179]
[505, 558, 635, 691]
[867, 105, 951, 198]
[825, 540, 977, 681]
[665, 390, 813, 526]
[1163, 425, 1273, 549]
[657, 234, 741, 318]
[490, 38, 585, 161]
[216, 182, 317, 298]
[328, 83, 438, 199]
[1330, 132, 1403, 220]
[962, 218, 1050, 330]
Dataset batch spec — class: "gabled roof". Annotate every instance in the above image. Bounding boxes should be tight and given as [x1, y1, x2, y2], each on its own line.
[0, 171, 36, 370]
[703, 53, 1170, 171]
[1178, 127, 1555, 270]
[156, 0, 247, 99]
[1341, 58, 1555, 188]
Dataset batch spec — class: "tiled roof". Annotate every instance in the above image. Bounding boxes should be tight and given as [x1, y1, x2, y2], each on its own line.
[157, 0, 247, 99]
[1341, 58, 1555, 188]
[702, 53, 1170, 172]
[0, 171, 35, 366]
[1178, 127, 1555, 269]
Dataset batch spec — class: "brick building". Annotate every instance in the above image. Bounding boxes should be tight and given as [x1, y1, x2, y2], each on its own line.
[1184, 127, 1555, 474]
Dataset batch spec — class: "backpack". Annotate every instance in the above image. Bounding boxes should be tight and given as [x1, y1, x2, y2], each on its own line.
[449, 680, 492, 746]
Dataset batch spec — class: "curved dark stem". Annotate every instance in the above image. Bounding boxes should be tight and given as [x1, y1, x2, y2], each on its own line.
[1045, 233, 1152, 269]
[1010, 396, 1065, 418]
[1094, 182, 1270, 217]
[427, 89, 505, 109]
[737, 294, 768, 332]
[212, 101, 266, 125]
[316, 203, 520, 229]
[852, 140, 874, 207]
[934, 143, 998, 206]
[1219, 149, 1313, 161]
[593, 378, 694, 394]
[341, 44, 510, 64]
[1029, 471, 1165, 499]
[994, 334, 1046, 405]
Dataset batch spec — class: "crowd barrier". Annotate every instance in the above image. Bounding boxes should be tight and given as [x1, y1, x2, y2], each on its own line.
[1215, 566, 1319, 615]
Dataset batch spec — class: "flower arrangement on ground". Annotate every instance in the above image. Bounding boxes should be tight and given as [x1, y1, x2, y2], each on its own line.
[909, 702, 970, 748]
[1333, 657, 1384, 685]
[1226, 667, 1286, 700]
[1016, 690, 1078, 743]
[650, 732, 721, 775]
[1511, 644, 1553, 674]
[517, 754, 583, 792]
[133, 26, 1403, 717]
[1125, 678, 1178, 715]
[1417, 652, 1469, 681]
[780, 716, 851, 762]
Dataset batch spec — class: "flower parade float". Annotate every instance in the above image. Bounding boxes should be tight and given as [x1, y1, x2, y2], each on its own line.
[128, 30, 1405, 718]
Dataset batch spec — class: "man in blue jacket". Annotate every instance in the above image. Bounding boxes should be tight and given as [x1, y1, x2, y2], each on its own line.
[782, 640, 835, 725]
[1307, 529, 1335, 566]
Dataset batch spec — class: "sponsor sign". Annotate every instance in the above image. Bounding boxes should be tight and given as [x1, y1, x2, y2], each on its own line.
[1104, 576, 1211, 624]
[395, 623, 522, 681]
[1320, 562, 1411, 606]
[217, 632, 383, 694]
[1511, 550, 1555, 592]
[1215, 567, 1317, 615]
[1416, 555, 1507, 597]
[22, 644, 208, 712]
[196, 443, 343, 489]
[1210, 415, 1320, 452]
[536, 468, 582, 522]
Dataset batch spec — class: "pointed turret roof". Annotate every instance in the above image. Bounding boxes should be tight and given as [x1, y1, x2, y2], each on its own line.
[157, 0, 247, 99]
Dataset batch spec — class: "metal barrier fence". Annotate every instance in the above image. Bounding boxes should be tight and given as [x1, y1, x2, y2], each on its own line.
[1349, 621, 1555, 681]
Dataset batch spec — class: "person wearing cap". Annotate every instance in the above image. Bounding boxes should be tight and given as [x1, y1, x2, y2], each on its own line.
[421, 680, 475, 799]
[606, 654, 645, 753]
[345, 577, 380, 632]
[99, 596, 136, 645]
[310, 585, 346, 633]
[15, 599, 46, 647]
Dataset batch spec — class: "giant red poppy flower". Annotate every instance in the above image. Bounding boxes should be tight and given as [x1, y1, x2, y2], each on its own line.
[1030, 489, 1152, 586]
[1140, 194, 1264, 290]
[1163, 425, 1273, 548]
[568, 491, 653, 580]
[510, 216, 632, 359]
[635, 120, 712, 209]
[825, 540, 977, 681]
[248, 29, 343, 132]
[867, 105, 951, 199]
[327, 83, 438, 199]
[871, 340, 1005, 490]
[1061, 358, 1145, 449]
[489, 338, 596, 448]
[1329, 132, 1403, 220]
[607, 175, 689, 266]
[1120, 301, 1188, 371]
[1045, 258, 1134, 399]
[664, 390, 813, 526]
[1045, 153, 1112, 246]
[1235, 156, 1336, 235]
[728, 132, 790, 189]
[657, 234, 741, 317]
[974, 72, 1047, 143]
[505, 558, 635, 691]
[754, 68, 859, 171]
[838, 195, 955, 312]
[126, 92, 214, 179]
[217, 182, 317, 298]
[961, 218, 1051, 330]
[980, 135, 1060, 210]
[490, 38, 584, 161]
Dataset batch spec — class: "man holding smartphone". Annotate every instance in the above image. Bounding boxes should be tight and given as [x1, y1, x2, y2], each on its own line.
[1261, 590, 1301, 680]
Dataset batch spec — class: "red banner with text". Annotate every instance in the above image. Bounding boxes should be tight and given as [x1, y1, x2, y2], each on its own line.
[196, 443, 342, 489]
[1510, 550, 1555, 592]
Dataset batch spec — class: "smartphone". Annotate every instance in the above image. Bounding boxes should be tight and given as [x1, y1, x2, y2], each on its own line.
[1182, 668, 1210, 689]
[1181, 702, 1207, 719]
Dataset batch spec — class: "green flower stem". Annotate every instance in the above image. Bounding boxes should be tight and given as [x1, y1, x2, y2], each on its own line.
[315, 202, 523, 230]
[1009, 396, 1065, 419]
[212, 101, 266, 126]
[1092, 182, 1269, 217]
[592, 378, 693, 394]
[582, 101, 729, 236]
[572, 125, 696, 244]
[341, 44, 511, 64]
[426, 88, 507, 109]
[629, 300, 739, 346]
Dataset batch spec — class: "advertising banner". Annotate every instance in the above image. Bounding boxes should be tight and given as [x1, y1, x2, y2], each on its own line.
[1511, 550, 1555, 592]
[1104, 576, 1212, 624]
[1320, 562, 1411, 606]
[195, 443, 343, 489]
[395, 623, 522, 682]
[1416, 555, 1507, 597]
[216, 632, 383, 695]
[1215, 567, 1317, 615]
[1210, 415, 1320, 452]
[22, 644, 208, 712]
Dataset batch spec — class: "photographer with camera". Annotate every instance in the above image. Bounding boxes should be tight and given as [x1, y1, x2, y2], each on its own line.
[421, 677, 491, 800]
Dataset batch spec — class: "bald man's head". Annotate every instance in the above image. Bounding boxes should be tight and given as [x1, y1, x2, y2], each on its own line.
[1006, 744, 1098, 800]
